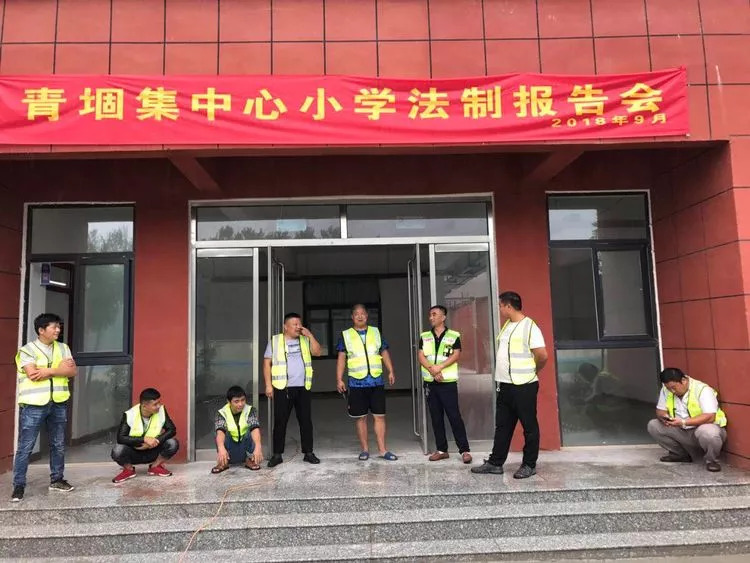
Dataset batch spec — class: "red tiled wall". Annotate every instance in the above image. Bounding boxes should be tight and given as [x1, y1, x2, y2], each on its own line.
[0, 0, 749, 141]
[0, 184, 23, 472]
[653, 141, 750, 469]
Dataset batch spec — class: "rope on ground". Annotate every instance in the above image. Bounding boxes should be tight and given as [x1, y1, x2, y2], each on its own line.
[177, 438, 301, 562]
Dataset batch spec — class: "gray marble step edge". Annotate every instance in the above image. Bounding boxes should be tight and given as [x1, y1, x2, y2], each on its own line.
[10, 526, 750, 562]
[1, 498, 749, 557]
[3, 481, 750, 526]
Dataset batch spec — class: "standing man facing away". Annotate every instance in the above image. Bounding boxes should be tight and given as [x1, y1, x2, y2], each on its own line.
[212, 385, 263, 473]
[111, 388, 179, 483]
[336, 304, 398, 461]
[418, 305, 471, 464]
[264, 312, 322, 467]
[11, 313, 77, 501]
[472, 291, 547, 479]
[647, 368, 727, 472]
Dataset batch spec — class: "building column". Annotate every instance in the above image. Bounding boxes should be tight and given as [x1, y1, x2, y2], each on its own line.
[132, 197, 190, 462]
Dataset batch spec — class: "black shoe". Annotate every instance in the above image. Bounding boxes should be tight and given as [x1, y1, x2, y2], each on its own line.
[470, 460, 504, 474]
[303, 453, 320, 464]
[267, 454, 283, 468]
[10, 486, 24, 502]
[513, 464, 536, 479]
[706, 461, 722, 472]
[660, 454, 691, 463]
[49, 479, 74, 492]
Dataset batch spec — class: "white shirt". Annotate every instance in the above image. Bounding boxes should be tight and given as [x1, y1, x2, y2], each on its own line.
[656, 378, 718, 429]
[494, 318, 545, 384]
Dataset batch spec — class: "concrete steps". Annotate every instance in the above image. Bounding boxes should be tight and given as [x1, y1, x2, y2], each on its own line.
[2, 484, 750, 559]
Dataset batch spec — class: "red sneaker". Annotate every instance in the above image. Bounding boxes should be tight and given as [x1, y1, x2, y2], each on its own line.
[112, 467, 136, 484]
[147, 464, 173, 477]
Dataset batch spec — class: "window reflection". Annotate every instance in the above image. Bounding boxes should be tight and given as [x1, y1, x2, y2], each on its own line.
[556, 347, 659, 446]
[197, 206, 340, 240]
[30, 207, 133, 254]
[548, 195, 648, 240]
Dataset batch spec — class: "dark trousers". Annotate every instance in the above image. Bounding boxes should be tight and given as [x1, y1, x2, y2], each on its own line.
[221, 433, 255, 465]
[273, 387, 313, 455]
[111, 439, 179, 467]
[488, 381, 540, 468]
[426, 382, 470, 453]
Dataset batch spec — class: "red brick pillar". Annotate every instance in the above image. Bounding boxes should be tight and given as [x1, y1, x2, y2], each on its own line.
[132, 197, 190, 462]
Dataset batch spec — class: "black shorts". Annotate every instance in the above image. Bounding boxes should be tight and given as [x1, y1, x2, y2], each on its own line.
[347, 385, 386, 418]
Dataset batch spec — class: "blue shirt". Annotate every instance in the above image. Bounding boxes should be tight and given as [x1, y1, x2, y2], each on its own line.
[336, 328, 389, 388]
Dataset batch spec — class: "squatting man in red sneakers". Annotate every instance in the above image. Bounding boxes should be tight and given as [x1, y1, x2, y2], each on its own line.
[111, 388, 179, 483]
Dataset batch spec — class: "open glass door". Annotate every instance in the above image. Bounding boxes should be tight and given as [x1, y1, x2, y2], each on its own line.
[408, 244, 428, 453]
[194, 248, 259, 457]
[265, 251, 285, 457]
[429, 243, 496, 440]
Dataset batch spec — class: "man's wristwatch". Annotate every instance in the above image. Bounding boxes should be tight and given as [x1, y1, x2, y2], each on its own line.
[681, 418, 687, 429]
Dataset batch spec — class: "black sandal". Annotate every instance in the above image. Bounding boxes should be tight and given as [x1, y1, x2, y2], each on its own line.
[211, 465, 228, 474]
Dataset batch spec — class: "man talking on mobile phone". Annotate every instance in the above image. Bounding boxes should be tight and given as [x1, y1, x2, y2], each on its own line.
[647, 367, 727, 472]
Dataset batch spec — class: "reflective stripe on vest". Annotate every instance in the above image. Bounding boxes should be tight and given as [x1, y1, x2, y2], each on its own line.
[665, 378, 728, 428]
[420, 329, 460, 382]
[270, 333, 314, 390]
[343, 327, 383, 379]
[125, 404, 166, 438]
[15, 341, 70, 406]
[497, 317, 537, 385]
[219, 403, 251, 442]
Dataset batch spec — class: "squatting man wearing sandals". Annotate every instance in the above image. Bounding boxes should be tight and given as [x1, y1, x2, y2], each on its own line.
[647, 367, 728, 472]
[212, 386, 263, 474]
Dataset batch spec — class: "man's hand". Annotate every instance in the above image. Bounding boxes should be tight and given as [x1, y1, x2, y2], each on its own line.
[433, 372, 444, 383]
[143, 437, 159, 449]
[388, 373, 396, 386]
[217, 447, 229, 467]
[252, 447, 263, 465]
[265, 384, 274, 399]
[300, 326, 312, 338]
[27, 368, 45, 381]
[664, 418, 683, 428]
[337, 379, 346, 393]
[427, 365, 441, 376]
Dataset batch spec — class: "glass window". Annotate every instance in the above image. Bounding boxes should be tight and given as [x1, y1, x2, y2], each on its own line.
[197, 206, 340, 241]
[347, 202, 488, 238]
[30, 206, 133, 254]
[81, 264, 126, 353]
[555, 347, 659, 446]
[598, 250, 648, 337]
[548, 195, 648, 241]
[549, 248, 598, 341]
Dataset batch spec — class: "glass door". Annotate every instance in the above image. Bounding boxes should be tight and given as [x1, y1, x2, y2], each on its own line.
[429, 243, 496, 441]
[194, 248, 259, 454]
[407, 244, 428, 453]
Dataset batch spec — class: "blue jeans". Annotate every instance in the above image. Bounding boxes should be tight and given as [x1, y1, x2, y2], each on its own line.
[12, 402, 67, 487]
[221, 433, 255, 464]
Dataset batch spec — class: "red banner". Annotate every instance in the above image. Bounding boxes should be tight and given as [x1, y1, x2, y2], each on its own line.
[0, 69, 687, 146]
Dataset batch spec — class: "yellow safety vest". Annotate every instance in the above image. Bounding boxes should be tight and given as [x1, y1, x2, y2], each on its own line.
[219, 403, 252, 442]
[665, 378, 727, 428]
[497, 317, 538, 385]
[270, 333, 313, 390]
[343, 327, 383, 379]
[125, 404, 166, 438]
[420, 328, 460, 382]
[15, 341, 70, 406]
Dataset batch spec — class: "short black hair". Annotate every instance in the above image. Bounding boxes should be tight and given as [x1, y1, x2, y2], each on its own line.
[139, 388, 161, 402]
[499, 291, 522, 311]
[660, 367, 687, 384]
[226, 385, 247, 401]
[351, 303, 367, 315]
[34, 313, 62, 335]
[283, 312, 301, 323]
[429, 305, 448, 316]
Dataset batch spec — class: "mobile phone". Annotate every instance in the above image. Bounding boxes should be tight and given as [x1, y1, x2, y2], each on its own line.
[659, 414, 674, 423]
